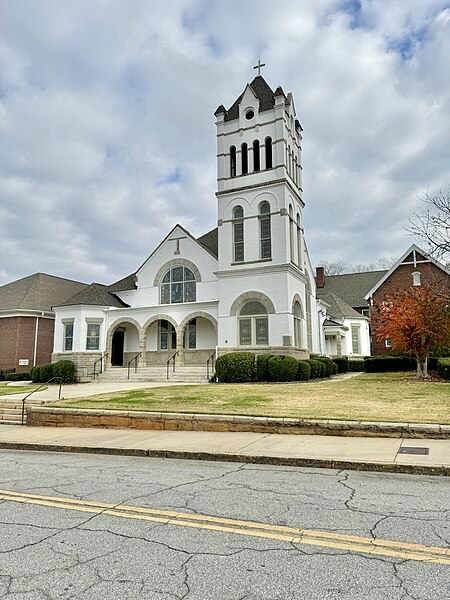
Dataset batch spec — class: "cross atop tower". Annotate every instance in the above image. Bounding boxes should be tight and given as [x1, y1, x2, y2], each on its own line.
[253, 58, 266, 76]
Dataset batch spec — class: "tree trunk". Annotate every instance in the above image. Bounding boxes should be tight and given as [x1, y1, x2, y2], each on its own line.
[416, 354, 429, 379]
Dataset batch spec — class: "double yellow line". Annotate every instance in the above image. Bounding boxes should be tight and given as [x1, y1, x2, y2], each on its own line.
[1, 488, 449, 565]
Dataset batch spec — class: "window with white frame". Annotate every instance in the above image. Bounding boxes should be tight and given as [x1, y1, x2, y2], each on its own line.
[289, 205, 294, 262]
[351, 325, 361, 354]
[159, 320, 176, 350]
[305, 276, 313, 350]
[160, 266, 196, 304]
[86, 323, 101, 351]
[185, 319, 196, 349]
[412, 271, 421, 286]
[259, 201, 271, 259]
[296, 213, 302, 268]
[385, 338, 392, 348]
[238, 301, 268, 346]
[233, 206, 244, 262]
[293, 301, 303, 348]
[63, 321, 74, 351]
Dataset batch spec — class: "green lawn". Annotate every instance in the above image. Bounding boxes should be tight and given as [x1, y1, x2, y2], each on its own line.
[49, 372, 450, 424]
[0, 383, 39, 396]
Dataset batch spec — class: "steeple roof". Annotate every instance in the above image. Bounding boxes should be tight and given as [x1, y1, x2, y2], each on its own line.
[219, 76, 279, 122]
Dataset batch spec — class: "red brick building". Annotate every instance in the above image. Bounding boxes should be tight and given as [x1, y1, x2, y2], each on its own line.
[0, 273, 86, 373]
[364, 245, 450, 355]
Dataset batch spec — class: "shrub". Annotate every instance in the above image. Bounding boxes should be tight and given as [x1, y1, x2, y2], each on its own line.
[215, 352, 255, 383]
[348, 360, 365, 372]
[318, 361, 327, 377]
[437, 358, 450, 380]
[364, 356, 415, 372]
[31, 366, 41, 383]
[331, 362, 338, 375]
[316, 357, 334, 377]
[332, 357, 349, 374]
[256, 354, 272, 382]
[52, 360, 77, 384]
[39, 364, 54, 383]
[307, 359, 321, 379]
[268, 355, 298, 382]
[4, 372, 31, 381]
[296, 360, 311, 381]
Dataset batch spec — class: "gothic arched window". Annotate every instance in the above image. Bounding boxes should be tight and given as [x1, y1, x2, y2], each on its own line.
[160, 266, 196, 304]
[230, 146, 236, 178]
[238, 301, 268, 346]
[253, 140, 260, 172]
[289, 204, 294, 262]
[259, 201, 271, 259]
[265, 137, 272, 169]
[233, 205, 244, 262]
[241, 143, 248, 174]
[296, 213, 302, 269]
[293, 301, 303, 348]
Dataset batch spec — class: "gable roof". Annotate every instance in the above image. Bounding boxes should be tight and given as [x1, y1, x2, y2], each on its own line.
[109, 273, 137, 292]
[321, 270, 387, 308]
[364, 244, 450, 300]
[197, 227, 218, 258]
[221, 76, 279, 122]
[57, 283, 129, 308]
[0, 273, 87, 312]
[316, 290, 366, 320]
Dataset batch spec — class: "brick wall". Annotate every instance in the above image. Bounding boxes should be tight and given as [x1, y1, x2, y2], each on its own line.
[0, 316, 55, 371]
[370, 257, 450, 355]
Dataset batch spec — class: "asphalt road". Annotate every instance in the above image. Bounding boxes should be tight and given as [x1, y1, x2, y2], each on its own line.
[0, 451, 449, 600]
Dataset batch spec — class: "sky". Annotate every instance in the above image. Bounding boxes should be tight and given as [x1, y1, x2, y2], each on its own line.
[0, 0, 449, 286]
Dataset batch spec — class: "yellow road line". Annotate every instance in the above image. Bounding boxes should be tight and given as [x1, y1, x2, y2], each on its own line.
[1, 489, 449, 565]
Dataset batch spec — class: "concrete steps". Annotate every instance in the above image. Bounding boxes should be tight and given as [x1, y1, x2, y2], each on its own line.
[0, 398, 45, 425]
[95, 365, 210, 384]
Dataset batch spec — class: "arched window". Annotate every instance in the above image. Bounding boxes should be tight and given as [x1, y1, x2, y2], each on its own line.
[305, 275, 313, 350]
[160, 266, 196, 304]
[288, 145, 291, 176]
[289, 205, 294, 262]
[253, 140, 260, 172]
[233, 205, 244, 262]
[230, 146, 236, 177]
[159, 319, 176, 350]
[296, 213, 302, 269]
[241, 143, 248, 174]
[293, 301, 303, 348]
[265, 137, 272, 169]
[259, 201, 271, 259]
[239, 301, 268, 346]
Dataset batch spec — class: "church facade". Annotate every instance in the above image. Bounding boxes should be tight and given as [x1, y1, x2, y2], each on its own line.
[52, 75, 325, 380]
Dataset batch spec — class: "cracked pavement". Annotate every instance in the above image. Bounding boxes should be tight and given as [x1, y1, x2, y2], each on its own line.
[0, 451, 449, 599]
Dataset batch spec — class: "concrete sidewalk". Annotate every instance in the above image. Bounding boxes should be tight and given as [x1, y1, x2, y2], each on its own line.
[0, 424, 449, 476]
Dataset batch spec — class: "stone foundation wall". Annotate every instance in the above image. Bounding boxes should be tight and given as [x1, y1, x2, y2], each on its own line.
[52, 352, 102, 382]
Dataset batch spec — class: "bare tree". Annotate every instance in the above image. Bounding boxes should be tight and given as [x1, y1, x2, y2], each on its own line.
[407, 188, 450, 260]
[319, 258, 396, 275]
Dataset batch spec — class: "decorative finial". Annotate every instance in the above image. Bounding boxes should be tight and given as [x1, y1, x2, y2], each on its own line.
[253, 58, 266, 76]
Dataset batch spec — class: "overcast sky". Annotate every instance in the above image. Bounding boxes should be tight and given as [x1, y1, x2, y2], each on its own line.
[1, 0, 449, 286]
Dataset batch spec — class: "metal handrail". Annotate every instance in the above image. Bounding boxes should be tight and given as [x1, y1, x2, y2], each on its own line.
[166, 350, 179, 379]
[206, 351, 216, 381]
[127, 352, 142, 380]
[21, 377, 62, 426]
[93, 352, 108, 379]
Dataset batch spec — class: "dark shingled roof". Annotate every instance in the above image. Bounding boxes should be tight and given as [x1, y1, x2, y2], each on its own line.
[58, 283, 129, 308]
[0, 273, 87, 312]
[197, 227, 218, 258]
[109, 273, 137, 292]
[316, 290, 363, 319]
[223, 76, 277, 122]
[321, 271, 387, 309]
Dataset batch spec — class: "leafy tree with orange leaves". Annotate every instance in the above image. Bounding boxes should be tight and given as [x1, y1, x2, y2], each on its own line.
[375, 287, 450, 378]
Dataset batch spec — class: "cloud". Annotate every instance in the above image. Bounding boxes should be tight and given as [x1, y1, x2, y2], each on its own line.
[0, 0, 449, 286]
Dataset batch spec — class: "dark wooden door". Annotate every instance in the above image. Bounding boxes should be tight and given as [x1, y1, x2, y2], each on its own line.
[111, 330, 124, 366]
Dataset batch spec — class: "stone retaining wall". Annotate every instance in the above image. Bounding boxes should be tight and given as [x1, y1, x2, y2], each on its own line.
[27, 407, 450, 439]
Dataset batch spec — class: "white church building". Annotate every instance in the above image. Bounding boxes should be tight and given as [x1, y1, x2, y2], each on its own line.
[52, 74, 344, 381]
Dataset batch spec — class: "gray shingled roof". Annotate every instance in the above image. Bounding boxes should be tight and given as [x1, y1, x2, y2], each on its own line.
[0, 273, 87, 312]
[58, 283, 129, 308]
[109, 273, 137, 292]
[320, 271, 387, 308]
[316, 290, 364, 319]
[222, 76, 278, 122]
[197, 227, 218, 258]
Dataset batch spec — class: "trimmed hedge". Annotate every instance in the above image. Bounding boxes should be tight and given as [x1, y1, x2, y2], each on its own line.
[4, 372, 32, 381]
[332, 357, 349, 374]
[39, 364, 54, 382]
[31, 366, 41, 383]
[296, 360, 311, 381]
[437, 358, 450, 380]
[256, 354, 272, 382]
[316, 357, 334, 377]
[53, 360, 77, 384]
[307, 359, 321, 379]
[215, 352, 255, 383]
[268, 355, 298, 382]
[348, 359, 365, 372]
[364, 356, 416, 372]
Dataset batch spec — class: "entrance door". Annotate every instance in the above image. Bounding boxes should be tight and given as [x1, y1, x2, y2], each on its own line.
[111, 330, 124, 366]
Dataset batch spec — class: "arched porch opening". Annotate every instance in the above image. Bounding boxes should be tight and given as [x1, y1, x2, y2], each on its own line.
[107, 319, 141, 367]
[142, 314, 179, 366]
[179, 312, 218, 365]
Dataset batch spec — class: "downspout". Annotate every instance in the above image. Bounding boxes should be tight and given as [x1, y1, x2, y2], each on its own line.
[33, 313, 43, 366]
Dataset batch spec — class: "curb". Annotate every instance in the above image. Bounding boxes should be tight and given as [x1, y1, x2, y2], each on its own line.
[1, 441, 448, 476]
